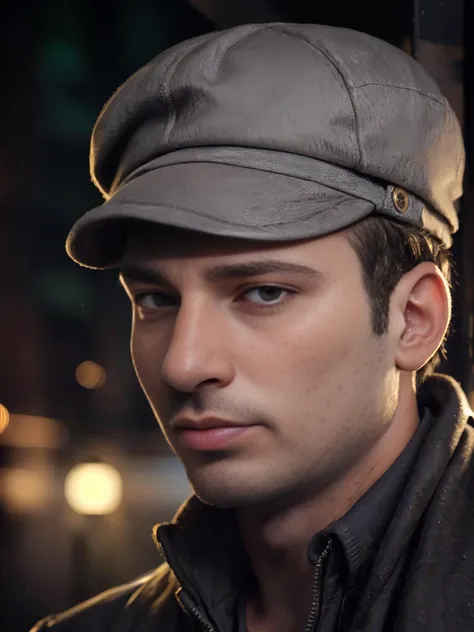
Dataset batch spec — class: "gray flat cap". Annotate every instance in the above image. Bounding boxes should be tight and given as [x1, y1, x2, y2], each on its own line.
[66, 22, 465, 268]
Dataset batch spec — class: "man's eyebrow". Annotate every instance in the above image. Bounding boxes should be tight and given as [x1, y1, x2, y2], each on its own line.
[119, 264, 169, 287]
[119, 260, 321, 286]
[204, 260, 322, 282]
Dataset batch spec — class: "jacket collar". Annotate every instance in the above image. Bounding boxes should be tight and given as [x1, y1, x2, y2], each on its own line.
[319, 397, 433, 579]
[348, 374, 473, 618]
[154, 497, 249, 631]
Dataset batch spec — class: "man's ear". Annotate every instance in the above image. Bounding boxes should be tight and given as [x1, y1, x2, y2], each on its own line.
[389, 262, 451, 372]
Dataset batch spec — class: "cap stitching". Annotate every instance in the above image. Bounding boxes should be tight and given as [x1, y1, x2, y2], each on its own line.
[96, 195, 360, 228]
[349, 81, 445, 106]
[269, 25, 362, 171]
[118, 156, 386, 207]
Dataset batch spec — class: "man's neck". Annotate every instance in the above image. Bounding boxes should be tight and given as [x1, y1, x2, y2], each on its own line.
[237, 377, 419, 632]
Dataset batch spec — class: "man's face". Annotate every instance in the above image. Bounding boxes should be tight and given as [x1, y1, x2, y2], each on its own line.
[120, 225, 400, 508]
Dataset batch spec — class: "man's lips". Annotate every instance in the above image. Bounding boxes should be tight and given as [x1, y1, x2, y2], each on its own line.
[171, 416, 251, 430]
[171, 417, 257, 450]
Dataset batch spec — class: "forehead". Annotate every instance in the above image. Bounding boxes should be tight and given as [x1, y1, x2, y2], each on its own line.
[122, 222, 355, 267]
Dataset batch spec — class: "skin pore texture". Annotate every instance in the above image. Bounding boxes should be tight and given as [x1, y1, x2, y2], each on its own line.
[120, 223, 450, 632]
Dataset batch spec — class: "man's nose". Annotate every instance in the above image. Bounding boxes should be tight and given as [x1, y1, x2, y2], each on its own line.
[161, 298, 235, 393]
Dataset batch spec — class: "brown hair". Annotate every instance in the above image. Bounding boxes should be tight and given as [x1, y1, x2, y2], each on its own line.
[346, 215, 453, 385]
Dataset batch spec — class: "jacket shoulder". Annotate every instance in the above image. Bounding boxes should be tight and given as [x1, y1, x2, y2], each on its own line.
[30, 563, 175, 631]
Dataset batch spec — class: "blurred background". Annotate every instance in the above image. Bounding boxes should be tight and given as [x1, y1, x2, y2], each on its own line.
[0, 1, 472, 630]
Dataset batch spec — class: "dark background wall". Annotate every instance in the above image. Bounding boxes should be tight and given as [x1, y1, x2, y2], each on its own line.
[0, 2, 472, 631]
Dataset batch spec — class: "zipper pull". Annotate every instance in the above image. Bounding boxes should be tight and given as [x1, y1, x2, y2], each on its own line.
[175, 587, 217, 632]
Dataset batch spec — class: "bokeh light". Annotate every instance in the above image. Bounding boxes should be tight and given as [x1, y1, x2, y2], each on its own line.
[1, 468, 50, 513]
[0, 404, 10, 434]
[75, 361, 107, 389]
[0, 414, 68, 449]
[65, 462, 123, 515]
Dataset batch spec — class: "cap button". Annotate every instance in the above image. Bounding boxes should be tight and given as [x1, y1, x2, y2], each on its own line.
[392, 187, 409, 213]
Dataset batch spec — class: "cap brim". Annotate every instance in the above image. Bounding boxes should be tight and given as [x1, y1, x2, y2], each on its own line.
[66, 162, 374, 269]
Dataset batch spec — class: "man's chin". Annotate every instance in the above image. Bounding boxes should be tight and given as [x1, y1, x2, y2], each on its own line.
[191, 484, 257, 509]
[181, 457, 258, 507]
[188, 473, 286, 509]
[182, 456, 297, 509]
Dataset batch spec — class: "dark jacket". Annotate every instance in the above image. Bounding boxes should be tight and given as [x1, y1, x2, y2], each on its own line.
[32, 375, 474, 632]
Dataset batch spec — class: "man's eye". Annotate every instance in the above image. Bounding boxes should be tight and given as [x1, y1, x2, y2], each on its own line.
[240, 286, 292, 306]
[134, 292, 177, 309]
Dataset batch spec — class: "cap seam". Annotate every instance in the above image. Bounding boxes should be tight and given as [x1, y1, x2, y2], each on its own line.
[162, 53, 193, 151]
[213, 24, 274, 78]
[98, 195, 359, 228]
[117, 156, 386, 208]
[163, 24, 272, 152]
[122, 157, 369, 193]
[349, 81, 445, 106]
[270, 25, 362, 170]
[161, 34, 230, 150]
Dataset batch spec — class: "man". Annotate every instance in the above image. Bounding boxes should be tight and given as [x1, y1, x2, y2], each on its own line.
[32, 22, 473, 632]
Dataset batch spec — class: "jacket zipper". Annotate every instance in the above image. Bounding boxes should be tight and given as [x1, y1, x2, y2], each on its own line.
[303, 540, 331, 632]
[176, 587, 217, 632]
[157, 527, 218, 632]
